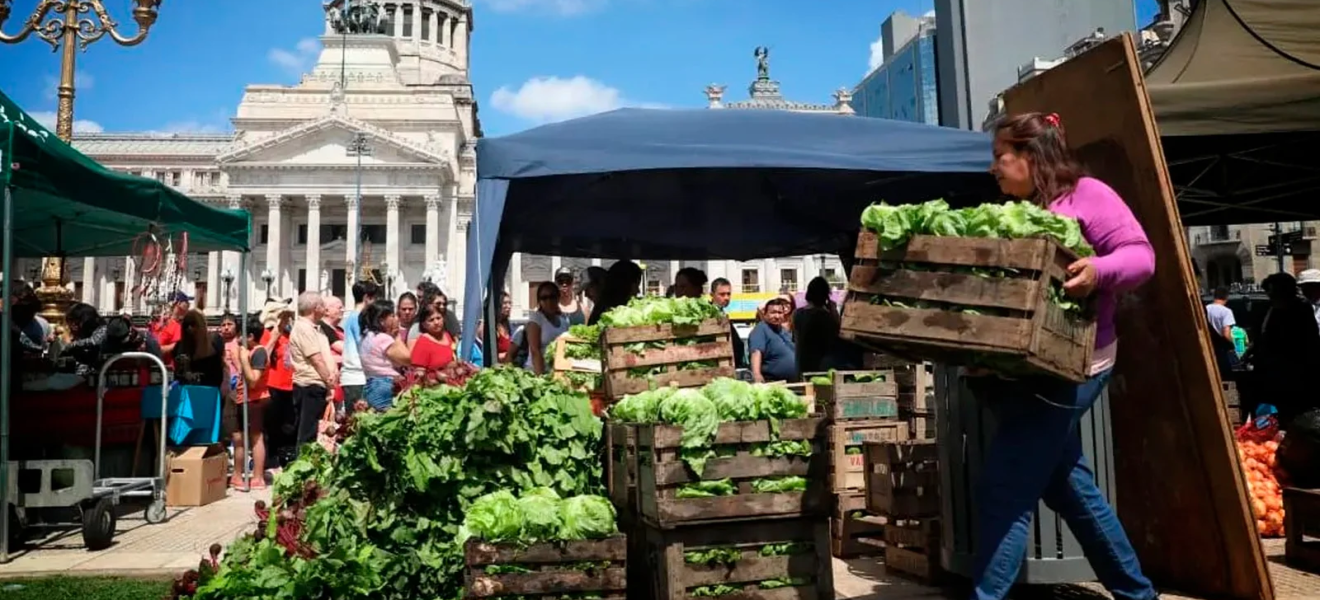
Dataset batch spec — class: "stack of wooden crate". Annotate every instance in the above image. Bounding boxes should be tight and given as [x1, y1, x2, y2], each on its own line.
[610, 417, 835, 600]
[464, 536, 628, 600]
[599, 318, 736, 401]
[894, 364, 935, 441]
[864, 441, 941, 582]
[810, 370, 909, 558]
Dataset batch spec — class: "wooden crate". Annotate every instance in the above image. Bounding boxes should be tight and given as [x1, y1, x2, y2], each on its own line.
[894, 364, 933, 414]
[839, 231, 1096, 383]
[805, 370, 899, 421]
[1284, 487, 1320, 574]
[863, 441, 940, 519]
[884, 545, 941, 583]
[464, 536, 627, 600]
[828, 420, 910, 492]
[904, 415, 935, 441]
[831, 493, 885, 558]
[608, 423, 638, 522]
[601, 318, 736, 400]
[553, 335, 604, 393]
[646, 518, 836, 600]
[636, 418, 829, 528]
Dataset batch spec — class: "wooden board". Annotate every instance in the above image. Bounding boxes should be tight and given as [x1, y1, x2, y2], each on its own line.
[863, 441, 940, 519]
[1001, 34, 1271, 600]
[464, 536, 627, 599]
[635, 419, 830, 528]
[601, 318, 735, 399]
[645, 518, 836, 600]
[1283, 488, 1320, 574]
[828, 420, 909, 492]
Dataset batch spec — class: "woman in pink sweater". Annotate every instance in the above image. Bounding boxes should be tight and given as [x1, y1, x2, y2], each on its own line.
[969, 113, 1159, 600]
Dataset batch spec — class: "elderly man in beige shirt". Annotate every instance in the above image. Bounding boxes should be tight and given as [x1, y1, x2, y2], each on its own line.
[289, 291, 338, 450]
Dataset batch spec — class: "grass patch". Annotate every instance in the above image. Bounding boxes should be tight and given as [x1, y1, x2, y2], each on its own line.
[0, 576, 171, 600]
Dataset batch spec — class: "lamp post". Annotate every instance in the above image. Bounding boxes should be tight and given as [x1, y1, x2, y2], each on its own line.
[0, 0, 165, 330]
[221, 268, 234, 313]
[260, 269, 274, 299]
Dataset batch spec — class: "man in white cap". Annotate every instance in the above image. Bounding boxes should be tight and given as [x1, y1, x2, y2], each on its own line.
[1297, 269, 1320, 328]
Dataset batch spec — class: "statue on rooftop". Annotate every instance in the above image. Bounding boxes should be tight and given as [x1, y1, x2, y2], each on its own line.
[326, 0, 386, 35]
[754, 46, 770, 80]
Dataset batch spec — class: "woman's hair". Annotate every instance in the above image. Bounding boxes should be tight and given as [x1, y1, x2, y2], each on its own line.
[359, 298, 396, 336]
[220, 313, 238, 326]
[65, 302, 102, 339]
[245, 315, 264, 343]
[180, 310, 216, 359]
[11, 283, 41, 326]
[995, 112, 1085, 206]
[805, 277, 831, 307]
[599, 261, 643, 307]
[497, 291, 511, 328]
[416, 303, 447, 336]
[397, 291, 418, 312]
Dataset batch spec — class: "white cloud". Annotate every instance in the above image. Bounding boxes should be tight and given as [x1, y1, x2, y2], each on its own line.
[491, 76, 639, 124]
[868, 31, 886, 73]
[29, 110, 103, 134]
[43, 70, 95, 99]
[268, 37, 321, 77]
[479, 0, 603, 15]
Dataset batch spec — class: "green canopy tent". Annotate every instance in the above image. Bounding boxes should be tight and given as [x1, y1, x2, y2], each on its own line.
[0, 89, 252, 560]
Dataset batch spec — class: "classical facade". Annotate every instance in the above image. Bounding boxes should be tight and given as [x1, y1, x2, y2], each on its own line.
[25, 0, 480, 317]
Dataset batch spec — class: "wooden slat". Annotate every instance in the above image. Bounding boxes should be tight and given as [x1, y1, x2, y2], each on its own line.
[465, 536, 628, 565]
[854, 232, 1054, 271]
[466, 569, 626, 598]
[847, 266, 1041, 311]
[601, 318, 731, 344]
[1002, 34, 1270, 600]
[604, 340, 734, 370]
[605, 365, 735, 397]
[647, 418, 823, 449]
[841, 304, 1033, 352]
[652, 455, 813, 486]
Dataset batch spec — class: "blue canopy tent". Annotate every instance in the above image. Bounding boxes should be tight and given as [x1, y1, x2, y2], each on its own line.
[461, 108, 998, 359]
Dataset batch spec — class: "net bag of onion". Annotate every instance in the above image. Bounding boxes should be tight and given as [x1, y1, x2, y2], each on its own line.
[1235, 406, 1288, 537]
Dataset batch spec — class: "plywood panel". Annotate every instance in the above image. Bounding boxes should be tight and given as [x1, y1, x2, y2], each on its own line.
[1000, 35, 1271, 600]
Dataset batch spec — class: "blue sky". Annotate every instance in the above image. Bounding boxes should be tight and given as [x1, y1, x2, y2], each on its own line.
[0, 0, 1161, 137]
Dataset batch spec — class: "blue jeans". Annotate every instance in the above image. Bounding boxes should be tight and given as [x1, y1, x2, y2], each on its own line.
[969, 370, 1156, 600]
[363, 376, 396, 412]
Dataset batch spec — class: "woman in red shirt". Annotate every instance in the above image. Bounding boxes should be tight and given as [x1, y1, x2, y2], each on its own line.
[409, 303, 455, 374]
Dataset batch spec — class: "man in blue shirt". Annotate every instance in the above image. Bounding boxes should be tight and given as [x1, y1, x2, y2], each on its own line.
[749, 298, 796, 382]
[339, 280, 379, 411]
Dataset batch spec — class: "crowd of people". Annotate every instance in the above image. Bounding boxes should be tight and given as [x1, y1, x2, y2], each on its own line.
[1205, 269, 1320, 427]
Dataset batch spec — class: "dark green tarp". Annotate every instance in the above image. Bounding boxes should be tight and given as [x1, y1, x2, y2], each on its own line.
[0, 89, 250, 257]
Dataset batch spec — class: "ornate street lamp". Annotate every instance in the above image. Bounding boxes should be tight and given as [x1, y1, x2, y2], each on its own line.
[0, 0, 165, 330]
[260, 269, 275, 299]
[221, 268, 235, 313]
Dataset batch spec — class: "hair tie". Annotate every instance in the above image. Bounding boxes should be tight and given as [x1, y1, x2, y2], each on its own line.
[1043, 113, 1061, 128]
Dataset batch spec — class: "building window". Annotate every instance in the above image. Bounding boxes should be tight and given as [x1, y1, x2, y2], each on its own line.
[410, 224, 427, 245]
[822, 267, 843, 289]
[259, 225, 269, 245]
[741, 268, 760, 294]
[298, 269, 307, 293]
[297, 224, 307, 245]
[646, 278, 664, 296]
[420, 9, 431, 40]
[1308, 227, 1317, 238]
[780, 269, 799, 293]
[1210, 225, 1230, 241]
[402, 5, 413, 37]
[361, 224, 387, 244]
[323, 224, 349, 242]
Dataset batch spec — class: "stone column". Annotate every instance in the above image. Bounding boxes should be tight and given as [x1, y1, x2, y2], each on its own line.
[206, 252, 220, 312]
[305, 194, 322, 292]
[223, 195, 244, 309]
[81, 256, 96, 304]
[424, 194, 441, 270]
[266, 194, 284, 298]
[385, 195, 402, 293]
[511, 252, 524, 315]
[123, 257, 136, 314]
[96, 260, 111, 312]
[444, 185, 461, 295]
[455, 13, 469, 67]
[393, 4, 404, 37]
[428, 10, 439, 43]
[762, 259, 777, 293]
[345, 195, 360, 284]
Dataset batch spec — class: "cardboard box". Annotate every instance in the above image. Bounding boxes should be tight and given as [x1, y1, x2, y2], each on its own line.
[166, 444, 228, 507]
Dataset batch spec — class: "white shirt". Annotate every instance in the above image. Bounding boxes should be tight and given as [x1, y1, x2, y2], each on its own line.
[523, 311, 571, 370]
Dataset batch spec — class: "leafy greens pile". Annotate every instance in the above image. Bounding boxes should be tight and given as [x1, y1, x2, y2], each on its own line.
[609, 379, 811, 490]
[860, 199, 1094, 257]
[599, 297, 728, 378]
[186, 368, 605, 600]
[459, 489, 617, 545]
[559, 324, 603, 391]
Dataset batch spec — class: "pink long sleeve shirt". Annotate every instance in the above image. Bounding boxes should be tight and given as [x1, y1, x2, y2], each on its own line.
[1047, 177, 1155, 350]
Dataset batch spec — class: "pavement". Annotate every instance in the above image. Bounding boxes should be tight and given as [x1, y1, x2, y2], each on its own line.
[0, 487, 1315, 600]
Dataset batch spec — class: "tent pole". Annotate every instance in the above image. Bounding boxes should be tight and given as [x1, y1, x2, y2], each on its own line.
[1, 184, 15, 563]
[239, 252, 251, 488]
[1275, 222, 1285, 273]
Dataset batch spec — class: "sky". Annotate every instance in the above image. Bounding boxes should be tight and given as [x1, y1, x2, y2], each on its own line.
[0, 0, 1162, 138]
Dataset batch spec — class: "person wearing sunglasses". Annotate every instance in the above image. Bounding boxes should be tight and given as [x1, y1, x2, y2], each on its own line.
[525, 281, 571, 375]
